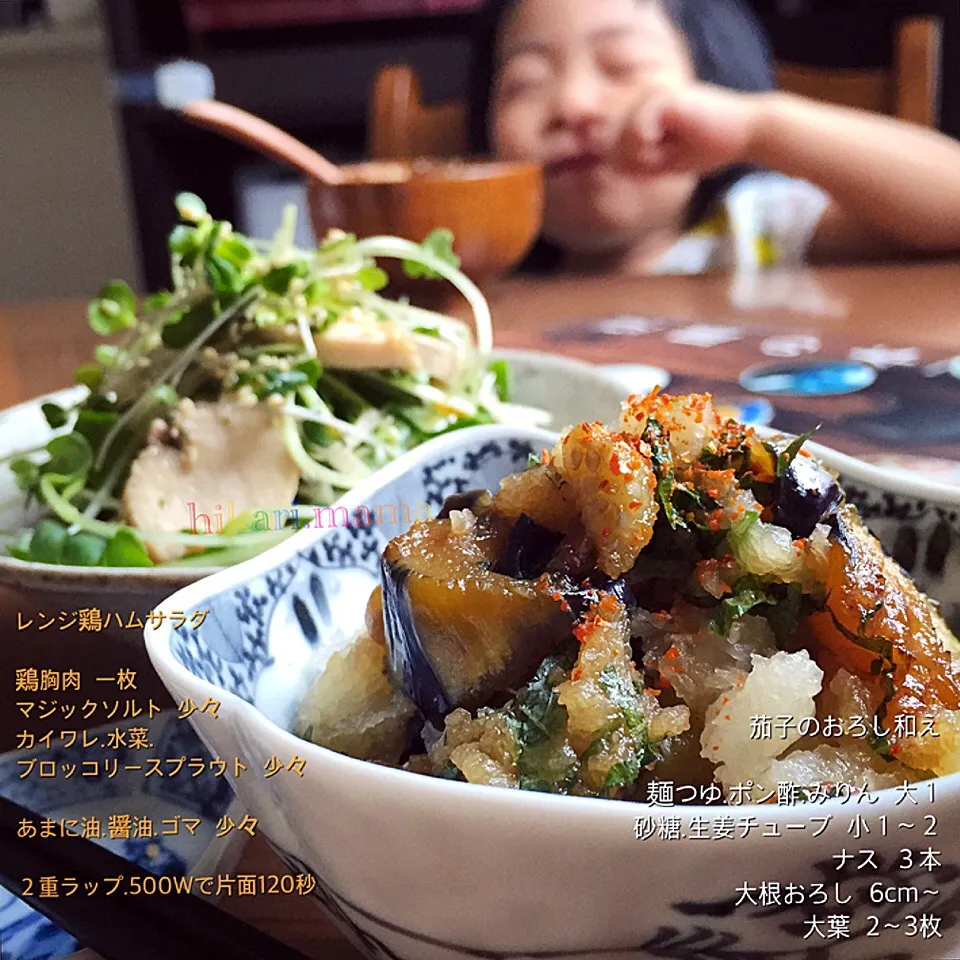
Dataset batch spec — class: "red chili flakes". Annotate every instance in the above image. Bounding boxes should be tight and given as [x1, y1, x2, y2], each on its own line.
[560, 600, 571, 613]
[721, 696, 729, 706]
[571, 667, 583, 682]
[664, 646, 681, 661]
[601, 527, 611, 538]
[609, 452, 621, 474]
[712, 745, 720, 751]
[598, 593, 620, 616]
[724, 715, 732, 721]
[628, 500, 641, 510]
[540, 448, 550, 464]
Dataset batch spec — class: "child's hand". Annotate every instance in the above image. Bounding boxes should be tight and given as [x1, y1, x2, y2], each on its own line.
[617, 83, 765, 176]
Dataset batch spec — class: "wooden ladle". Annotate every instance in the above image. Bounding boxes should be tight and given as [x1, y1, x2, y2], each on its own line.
[177, 99, 345, 185]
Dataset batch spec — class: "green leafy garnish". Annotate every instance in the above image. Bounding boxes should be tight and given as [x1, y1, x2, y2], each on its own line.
[175, 191, 207, 223]
[402, 229, 460, 280]
[356, 265, 389, 291]
[262, 261, 308, 296]
[74, 363, 103, 391]
[28, 519, 69, 564]
[44, 434, 94, 487]
[41, 403, 69, 429]
[488, 359, 510, 402]
[99, 528, 153, 568]
[776, 428, 819, 476]
[514, 652, 579, 793]
[10, 458, 40, 492]
[727, 509, 760, 552]
[162, 300, 215, 349]
[708, 574, 777, 637]
[316, 372, 370, 422]
[339, 371, 424, 408]
[604, 757, 642, 790]
[596, 665, 661, 794]
[764, 581, 805, 646]
[87, 280, 138, 335]
[644, 419, 685, 529]
[62, 531, 108, 567]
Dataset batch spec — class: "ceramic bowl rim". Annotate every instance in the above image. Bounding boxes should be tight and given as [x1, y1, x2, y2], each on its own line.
[319, 158, 543, 188]
[145, 421, 960, 823]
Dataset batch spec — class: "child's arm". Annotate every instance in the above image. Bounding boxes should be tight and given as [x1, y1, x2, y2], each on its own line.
[620, 84, 960, 262]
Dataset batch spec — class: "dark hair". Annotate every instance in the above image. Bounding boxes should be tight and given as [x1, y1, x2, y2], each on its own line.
[467, 0, 776, 271]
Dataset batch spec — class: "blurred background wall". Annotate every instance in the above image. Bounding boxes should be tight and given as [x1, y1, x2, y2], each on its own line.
[0, 5, 137, 301]
[0, 0, 957, 302]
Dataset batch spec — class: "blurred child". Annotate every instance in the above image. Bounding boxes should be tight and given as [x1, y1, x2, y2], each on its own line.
[468, 0, 960, 275]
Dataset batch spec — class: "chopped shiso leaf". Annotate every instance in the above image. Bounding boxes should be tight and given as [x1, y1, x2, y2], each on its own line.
[776, 427, 820, 476]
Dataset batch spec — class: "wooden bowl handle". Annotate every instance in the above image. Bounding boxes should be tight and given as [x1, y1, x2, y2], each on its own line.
[179, 100, 345, 185]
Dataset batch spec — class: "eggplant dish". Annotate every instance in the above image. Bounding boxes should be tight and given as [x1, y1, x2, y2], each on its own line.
[295, 392, 960, 802]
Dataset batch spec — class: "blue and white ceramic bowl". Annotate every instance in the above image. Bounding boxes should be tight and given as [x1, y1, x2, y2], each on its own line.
[146, 425, 960, 960]
[0, 711, 243, 960]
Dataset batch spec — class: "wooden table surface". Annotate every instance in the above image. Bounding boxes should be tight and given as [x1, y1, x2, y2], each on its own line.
[1, 260, 959, 960]
[3, 260, 960, 411]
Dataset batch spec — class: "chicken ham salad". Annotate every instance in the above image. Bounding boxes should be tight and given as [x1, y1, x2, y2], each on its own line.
[295, 392, 960, 803]
[2, 195, 546, 569]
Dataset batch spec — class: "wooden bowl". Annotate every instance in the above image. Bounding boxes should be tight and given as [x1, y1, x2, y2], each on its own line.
[307, 158, 544, 289]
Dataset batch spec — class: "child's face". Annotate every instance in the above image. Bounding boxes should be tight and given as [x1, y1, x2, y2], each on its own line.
[491, 0, 699, 257]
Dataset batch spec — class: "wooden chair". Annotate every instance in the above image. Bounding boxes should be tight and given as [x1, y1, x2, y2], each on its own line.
[368, 64, 468, 160]
[775, 16, 942, 128]
[367, 16, 943, 160]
